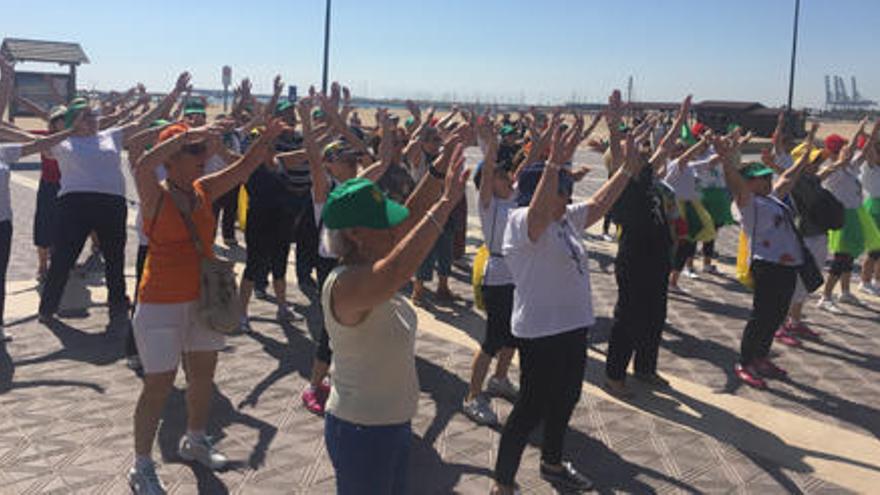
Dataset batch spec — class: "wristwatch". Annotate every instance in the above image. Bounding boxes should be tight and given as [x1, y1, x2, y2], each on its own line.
[428, 163, 444, 179]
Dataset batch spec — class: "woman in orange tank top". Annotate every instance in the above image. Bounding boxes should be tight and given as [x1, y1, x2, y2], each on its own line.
[127, 107, 287, 493]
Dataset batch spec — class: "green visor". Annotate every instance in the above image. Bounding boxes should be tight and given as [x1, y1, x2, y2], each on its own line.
[322, 177, 409, 230]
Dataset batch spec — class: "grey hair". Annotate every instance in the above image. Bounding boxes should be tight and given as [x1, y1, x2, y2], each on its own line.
[321, 228, 356, 260]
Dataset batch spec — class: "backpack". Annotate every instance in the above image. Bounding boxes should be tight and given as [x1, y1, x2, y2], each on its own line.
[793, 176, 845, 232]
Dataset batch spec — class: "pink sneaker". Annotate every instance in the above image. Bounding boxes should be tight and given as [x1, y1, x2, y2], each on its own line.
[754, 358, 787, 378]
[734, 363, 767, 389]
[774, 327, 802, 347]
[787, 321, 820, 339]
[301, 386, 325, 415]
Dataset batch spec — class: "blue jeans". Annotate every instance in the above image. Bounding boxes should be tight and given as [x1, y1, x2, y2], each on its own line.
[324, 414, 411, 494]
[417, 219, 454, 282]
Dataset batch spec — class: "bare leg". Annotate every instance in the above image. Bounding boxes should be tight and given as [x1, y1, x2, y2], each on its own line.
[466, 350, 493, 402]
[37, 247, 50, 277]
[862, 257, 876, 285]
[272, 278, 286, 308]
[840, 271, 852, 294]
[309, 359, 330, 388]
[134, 370, 177, 456]
[492, 346, 515, 380]
[182, 351, 218, 433]
[823, 273, 839, 299]
[789, 302, 803, 323]
[239, 278, 254, 318]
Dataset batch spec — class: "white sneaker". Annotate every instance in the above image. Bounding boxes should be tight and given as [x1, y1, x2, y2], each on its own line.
[858, 283, 880, 297]
[682, 268, 700, 279]
[817, 297, 844, 314]
[128, 461, 166, 495]
[703, 265, 720, 275]
[837, 292, 860, 305]
[276, 305, 302, 323]
[462, 395, 498, 426]
[601, 234, 614, 242]
[178, 434, 227, 470]
[487, 376, 520, 401]
[126, 355, 142, 371]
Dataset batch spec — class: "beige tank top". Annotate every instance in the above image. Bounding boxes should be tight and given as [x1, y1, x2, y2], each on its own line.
[322, 266, 419, 425]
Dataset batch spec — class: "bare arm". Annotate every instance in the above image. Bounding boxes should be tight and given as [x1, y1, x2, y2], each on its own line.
[297, 97, 330, 204]
[120, 72, 190, 142]
[18, 124, 78, 157]
[331, 153, 469, 324]
[772, 123, 819, 197]
[14, 95, 49, 122]
[649, 95, 691, 169]
[477, 118, 499, 210]
[772, 111, 786, 156]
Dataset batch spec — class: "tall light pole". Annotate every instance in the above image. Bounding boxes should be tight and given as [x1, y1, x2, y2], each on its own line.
[786, 0, 800, 111]
[321, 0, 332, 94]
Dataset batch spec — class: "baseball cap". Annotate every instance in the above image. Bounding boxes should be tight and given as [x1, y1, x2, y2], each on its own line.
[824, 134, 847, 154]
[48, 105, 67, 123]
[275, 100, 294, 116]
[183, 99, 207, 116]
[64, 97, 89, 128]
[740, 162, 774, 179]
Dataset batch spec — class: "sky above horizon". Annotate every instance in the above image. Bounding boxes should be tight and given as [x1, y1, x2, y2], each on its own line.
[1, 0, 877, 108]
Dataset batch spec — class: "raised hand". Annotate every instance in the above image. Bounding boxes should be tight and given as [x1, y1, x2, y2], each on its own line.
[441, 143, 470, 204]
[174, 72, 192, 94]
[405, 100, 421, 120]
[434, 135, 463, 174]
[273, 75, 284, 99]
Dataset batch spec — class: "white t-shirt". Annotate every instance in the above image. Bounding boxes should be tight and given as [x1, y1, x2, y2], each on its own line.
[692, 147, 726, 189]
[775, 152, 794, 172]
[734, 193, 803, 267]
[479, 195, 515, 286]
[822, 162, 863, 209]
[51, 127, 126, 197]
[0, 144, 21, 223]
[503, 202, 594, 339]
[664, 159, 699, 201]
[205, 154, 227, 174]
[862, 162, 880, 199]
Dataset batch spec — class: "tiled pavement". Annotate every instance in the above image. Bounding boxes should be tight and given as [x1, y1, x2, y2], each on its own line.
[2, 157, 879, 494]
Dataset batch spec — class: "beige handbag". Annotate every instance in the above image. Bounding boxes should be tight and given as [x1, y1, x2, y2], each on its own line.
[164, 185, 242, 334]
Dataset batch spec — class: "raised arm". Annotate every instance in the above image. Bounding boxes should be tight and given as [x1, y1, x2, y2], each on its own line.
[120, 72, 190, 141]
[297, 97, 330, 204]
[18, 119, 79, 157]
[772, 111, 786, 156]
[649, 95, 691, 168]
[14, 95, 49, 122]
[715, 136, 751, 208]
[331, 150, 469, 321]
[0, 57, 15, 120]
[357, 112, 396, 183]
[477, 118, 499, 210]
[319, 92, 372, 157]
[199, 118, 287, 201]
[772, 123, 819, 198]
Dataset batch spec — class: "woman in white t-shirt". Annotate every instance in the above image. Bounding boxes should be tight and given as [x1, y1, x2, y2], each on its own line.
[461, 124, 519, 426]
[817, 130, 880, 310]
[0, 129, 78, 342]
[38, 73, 191, 332]
[719, 133, 816, 390]
[492, 96, 643, 494]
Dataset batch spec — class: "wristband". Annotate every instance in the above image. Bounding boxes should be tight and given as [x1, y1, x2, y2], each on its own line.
[428, 163, 444, 180]
[425, 210, 444, 233]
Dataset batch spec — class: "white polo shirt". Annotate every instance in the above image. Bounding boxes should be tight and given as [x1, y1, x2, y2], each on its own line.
[503, 202, 594, 339]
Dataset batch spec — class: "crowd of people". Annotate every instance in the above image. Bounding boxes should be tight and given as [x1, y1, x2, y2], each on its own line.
[1, 58, 879, 494]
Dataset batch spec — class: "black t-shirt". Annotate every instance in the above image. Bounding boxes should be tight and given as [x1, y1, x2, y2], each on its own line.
[611, 168, 673, 260]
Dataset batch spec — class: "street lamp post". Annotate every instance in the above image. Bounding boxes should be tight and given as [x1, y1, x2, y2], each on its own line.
[322, 0, 332, 94]
[786, 0, 800, 112]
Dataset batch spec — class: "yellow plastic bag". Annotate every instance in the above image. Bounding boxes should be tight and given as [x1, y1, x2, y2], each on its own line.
[735, 229, 754, 290]
[472, 244, 489, 311]
[237, 187, 249, 230]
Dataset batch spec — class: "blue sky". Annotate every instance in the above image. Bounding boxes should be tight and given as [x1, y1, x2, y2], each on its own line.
[1, 0, 877, 108]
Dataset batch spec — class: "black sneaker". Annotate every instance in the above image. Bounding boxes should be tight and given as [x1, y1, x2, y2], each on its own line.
[254, 288, 269, 301]
[540, 461, 593, 492]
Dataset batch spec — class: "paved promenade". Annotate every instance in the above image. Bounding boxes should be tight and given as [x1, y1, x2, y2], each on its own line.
[1, 159, 879, 494]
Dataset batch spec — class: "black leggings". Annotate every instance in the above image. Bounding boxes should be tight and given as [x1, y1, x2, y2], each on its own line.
[39, 193, 128, 319]
[314, 256, 339, 364]
[495, 327, 587, 485]
[740, 261, 796, 364]
[606, 256, 669, 381]
[212, 185, 239, 241]
[673, 240, 697, 272]
[481, 284, 516, 357]
[244, 214, 291, 283]
[0, 221, 11, 325]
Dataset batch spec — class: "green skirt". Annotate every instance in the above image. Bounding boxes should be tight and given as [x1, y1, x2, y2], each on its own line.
[866, 196, 880, 228]
[828, 206, 880, 257]
[701, 187, 735, 227]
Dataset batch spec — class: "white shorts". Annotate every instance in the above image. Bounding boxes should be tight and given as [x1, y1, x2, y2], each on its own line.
[791, 235, 828, 304]
[133, 301, 226, 374]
